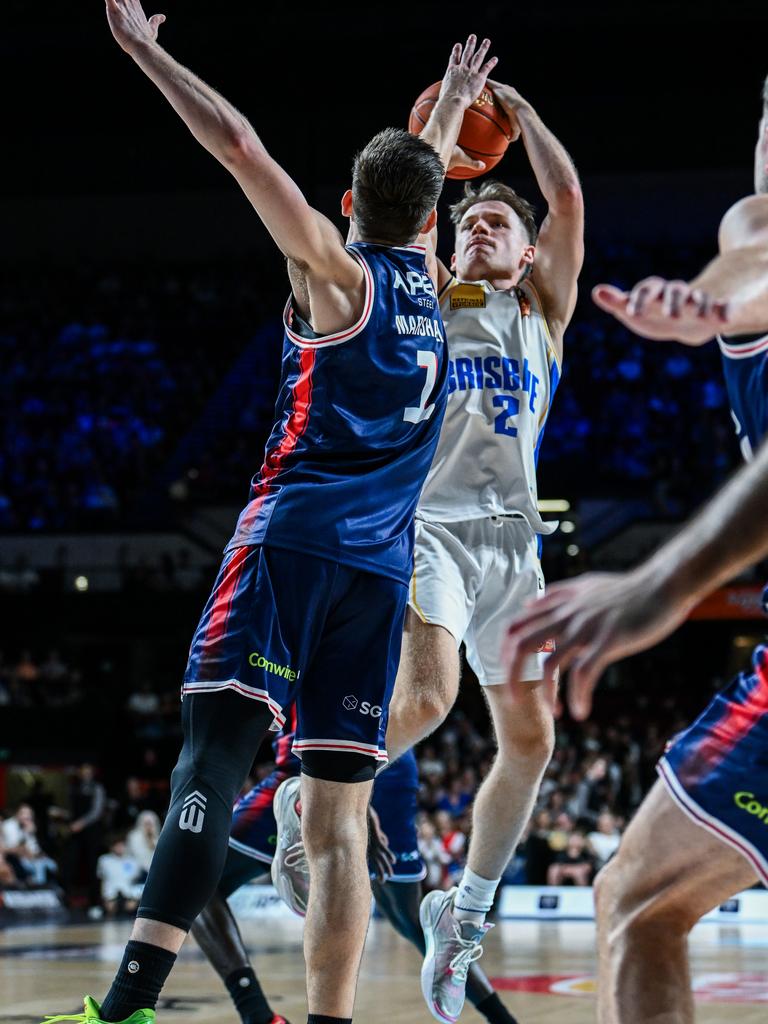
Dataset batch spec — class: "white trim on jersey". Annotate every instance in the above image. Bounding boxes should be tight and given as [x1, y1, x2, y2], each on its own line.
[385, 867, 428, 883]
[227, 837, 275, 864]
[283, 249, 375, 349]
[181, 678, 286, 730]
[657, 757, 768, 887]
[292, 738, 388, 761]
[717, 333, 768, 359]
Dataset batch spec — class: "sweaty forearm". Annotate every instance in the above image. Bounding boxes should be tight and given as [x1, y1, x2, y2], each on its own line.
[643, 436, 768, 606]
[515, 104, 581, 210]
[691, 247, 768, 334]
[129, 40, 263, 165]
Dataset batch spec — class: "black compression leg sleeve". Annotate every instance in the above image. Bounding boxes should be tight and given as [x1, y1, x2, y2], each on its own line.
[137, 691, 274, 931]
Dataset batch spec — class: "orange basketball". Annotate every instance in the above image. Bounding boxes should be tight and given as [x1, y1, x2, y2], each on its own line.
[408, 81, 514, 180]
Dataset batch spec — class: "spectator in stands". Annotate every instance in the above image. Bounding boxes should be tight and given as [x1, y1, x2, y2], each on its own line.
[546, 831, 595, 887]
[522, 809, 555, 885]
[587, 811, 622, 869]
[0, 803, 58, 887]
[61, 763, 106, 910]
[436, 777, 473, 819]
[112, 776, 156, 831]
[435, 810, 467, 887]
[126, 810, 160, 881]
[96, 836, 140, 919]
[418, 816, 451, 892]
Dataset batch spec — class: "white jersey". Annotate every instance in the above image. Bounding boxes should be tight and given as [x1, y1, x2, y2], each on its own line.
[417, 276, 561, 532]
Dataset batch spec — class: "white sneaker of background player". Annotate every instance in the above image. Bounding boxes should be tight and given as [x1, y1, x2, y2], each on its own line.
[271, 776, 309, 917]
[419, 887, 493, 1022]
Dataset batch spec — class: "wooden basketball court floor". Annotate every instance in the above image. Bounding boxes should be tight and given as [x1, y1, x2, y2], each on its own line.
[4, 914, 768, 1022]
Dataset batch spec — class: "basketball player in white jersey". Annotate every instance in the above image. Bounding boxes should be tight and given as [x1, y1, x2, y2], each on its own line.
[381, 80, 584, 1022]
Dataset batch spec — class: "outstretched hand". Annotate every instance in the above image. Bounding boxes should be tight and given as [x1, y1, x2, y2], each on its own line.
[106, 0, 166, 54]
[439, 34, 498, 109]
[503, 569, 696, 721]
[592, 278, 730, 345]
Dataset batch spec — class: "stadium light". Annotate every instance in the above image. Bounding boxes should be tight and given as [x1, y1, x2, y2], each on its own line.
[538, 499, 571, 513]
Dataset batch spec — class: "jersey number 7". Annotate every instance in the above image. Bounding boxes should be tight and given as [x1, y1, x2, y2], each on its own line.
[404, 351, 438, 424]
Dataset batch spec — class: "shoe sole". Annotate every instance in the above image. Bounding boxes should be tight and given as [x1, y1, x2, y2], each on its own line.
[270, 777, 306, 918]
[420, 891, 459, 1023]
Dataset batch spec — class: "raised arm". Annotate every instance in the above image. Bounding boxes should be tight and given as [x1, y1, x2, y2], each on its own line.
[105, 0, 358, 285]
[592, 194, 768, 344]
[488, 81, 584, 349]
[420, 36, 498, 172]
[504, 434, 768, 719]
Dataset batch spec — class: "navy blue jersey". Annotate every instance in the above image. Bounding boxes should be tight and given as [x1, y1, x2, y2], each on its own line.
[719, 332, 768, 612]
[719, 332, 768, 460]
[226, 242, 448, 584]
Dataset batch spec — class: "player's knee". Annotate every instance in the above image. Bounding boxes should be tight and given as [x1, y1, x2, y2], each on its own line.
[497, 714, 554, 773]
[595, 853, 695, 942]
[302, 805, 367, 861]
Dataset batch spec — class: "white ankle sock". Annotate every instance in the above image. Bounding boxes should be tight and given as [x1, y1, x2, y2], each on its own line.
[452, 867, 500, 927]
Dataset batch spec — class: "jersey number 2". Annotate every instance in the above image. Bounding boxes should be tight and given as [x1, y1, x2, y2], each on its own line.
[493, 394, 519, 436]
[404, 350, 438, 423]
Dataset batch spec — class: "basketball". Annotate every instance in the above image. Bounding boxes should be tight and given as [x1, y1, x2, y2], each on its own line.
[408, 81, 515, 180]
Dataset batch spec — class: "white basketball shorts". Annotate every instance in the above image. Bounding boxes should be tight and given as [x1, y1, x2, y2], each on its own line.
[409, 515, 547, 685]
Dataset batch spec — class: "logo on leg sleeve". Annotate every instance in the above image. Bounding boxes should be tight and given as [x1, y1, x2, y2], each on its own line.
[179, 790, 207, 833]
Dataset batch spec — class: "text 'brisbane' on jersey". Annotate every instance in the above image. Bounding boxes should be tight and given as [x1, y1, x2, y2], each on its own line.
[226, 242, 448, 585]
[417, 277, 561, 532]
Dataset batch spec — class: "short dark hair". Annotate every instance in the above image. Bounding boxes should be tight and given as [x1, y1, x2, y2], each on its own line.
[352, 128, 444, 246]
[449, 179, 538, 246]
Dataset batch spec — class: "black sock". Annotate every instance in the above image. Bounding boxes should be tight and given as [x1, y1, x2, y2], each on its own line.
[225, 966, 274, 1024]
[306, 1017, 352, 1024]
[100, 941, 177, 1022]
[475, 991, 519, 1024]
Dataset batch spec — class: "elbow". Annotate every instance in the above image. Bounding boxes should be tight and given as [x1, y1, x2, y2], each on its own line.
[554, 180, 583, 212]
[220, 127, 264, 169]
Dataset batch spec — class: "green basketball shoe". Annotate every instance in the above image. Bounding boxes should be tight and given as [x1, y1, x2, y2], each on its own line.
[42, 996, 155, 1024]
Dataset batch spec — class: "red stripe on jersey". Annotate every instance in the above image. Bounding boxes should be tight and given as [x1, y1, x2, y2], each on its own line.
[199, 545, 250, 670]
[682, 665, 768, 781]
[240, 348, 316, 534]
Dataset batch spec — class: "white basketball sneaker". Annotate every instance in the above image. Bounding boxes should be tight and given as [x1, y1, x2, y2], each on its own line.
[271, 776, 309, 917]
[420, 887, 492, 1022]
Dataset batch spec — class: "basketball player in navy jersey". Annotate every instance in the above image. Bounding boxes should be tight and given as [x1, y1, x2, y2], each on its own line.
[505, 78, 768, 1024]
[41, 4, 498, 1023]
[188, 709, 520, 1024]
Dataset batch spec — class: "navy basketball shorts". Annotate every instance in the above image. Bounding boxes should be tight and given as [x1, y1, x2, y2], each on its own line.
[371, 749, 426, 882]
[658, 643, 768, 884]
[183, 544, 407, 763]
[228, 768, 291, 865]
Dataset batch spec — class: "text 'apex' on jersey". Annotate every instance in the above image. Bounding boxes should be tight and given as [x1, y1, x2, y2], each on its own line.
[718, 332, 768, 461]
[226, 243, 448, 585]
[417, 277, 561, 532]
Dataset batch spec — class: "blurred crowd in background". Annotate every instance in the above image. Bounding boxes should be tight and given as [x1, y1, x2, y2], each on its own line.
[0, 631, 737, 915]
[0, 240, 738, 537]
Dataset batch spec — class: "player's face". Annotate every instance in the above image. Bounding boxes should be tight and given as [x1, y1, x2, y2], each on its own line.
[452, 201, 535, 282]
